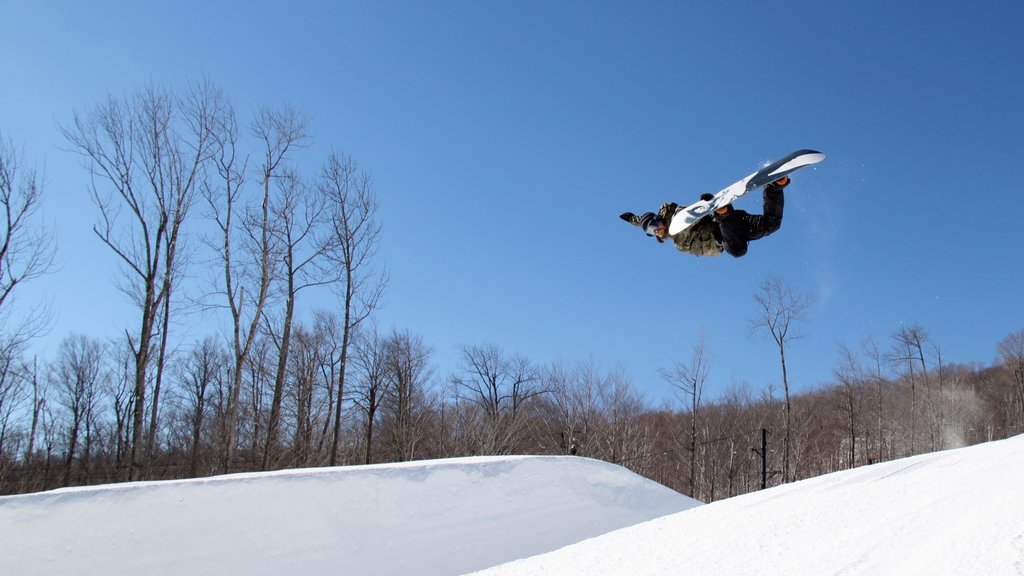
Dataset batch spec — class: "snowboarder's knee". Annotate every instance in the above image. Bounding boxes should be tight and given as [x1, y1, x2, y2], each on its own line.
[725, 243, 748, 258]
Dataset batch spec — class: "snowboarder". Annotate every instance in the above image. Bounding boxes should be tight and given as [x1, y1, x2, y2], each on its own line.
[620, 175, 790, 258]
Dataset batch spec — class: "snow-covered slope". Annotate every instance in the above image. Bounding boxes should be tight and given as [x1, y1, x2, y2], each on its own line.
[0, 455, 698, 576]
[474, 435, 1024, 575]
[6, 436, 1024, 576]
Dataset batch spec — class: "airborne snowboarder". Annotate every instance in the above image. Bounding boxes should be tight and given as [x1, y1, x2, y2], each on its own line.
[619, 149, 825, 258]
[620, 175, 789, 258]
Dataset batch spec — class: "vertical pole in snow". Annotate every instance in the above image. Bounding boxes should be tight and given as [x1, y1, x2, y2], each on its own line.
[760, 428, 768, 490]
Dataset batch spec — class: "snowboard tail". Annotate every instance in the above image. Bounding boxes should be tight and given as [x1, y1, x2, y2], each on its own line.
[667, 149, 825, 235]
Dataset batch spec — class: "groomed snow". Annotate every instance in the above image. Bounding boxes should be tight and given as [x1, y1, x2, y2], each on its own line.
[4, 436, 1024, 575]
[474, 435, 1024, 575]
[0, 455, 698, 576]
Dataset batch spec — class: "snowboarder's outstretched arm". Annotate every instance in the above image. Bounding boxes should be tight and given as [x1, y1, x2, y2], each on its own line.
[620, 202, 680, 240]
[619, 211, 660, 237]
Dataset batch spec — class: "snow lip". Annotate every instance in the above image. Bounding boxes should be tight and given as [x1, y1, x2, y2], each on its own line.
[0, 454, 699, 576]
[0, 454, 537, 501]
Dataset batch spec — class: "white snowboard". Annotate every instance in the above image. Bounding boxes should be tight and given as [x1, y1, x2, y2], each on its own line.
[668, 149, 826, 235]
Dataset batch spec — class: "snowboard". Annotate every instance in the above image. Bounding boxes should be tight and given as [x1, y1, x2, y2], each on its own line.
[667, 149, 826, 235]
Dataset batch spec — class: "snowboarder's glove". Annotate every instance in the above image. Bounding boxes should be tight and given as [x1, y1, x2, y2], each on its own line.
[619, 212, 639, 225]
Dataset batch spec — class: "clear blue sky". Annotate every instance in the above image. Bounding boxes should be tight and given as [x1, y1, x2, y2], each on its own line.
[2, 0, 1022, 405]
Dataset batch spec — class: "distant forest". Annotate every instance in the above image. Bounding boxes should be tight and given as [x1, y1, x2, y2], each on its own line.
[2, 82, 1023, 500]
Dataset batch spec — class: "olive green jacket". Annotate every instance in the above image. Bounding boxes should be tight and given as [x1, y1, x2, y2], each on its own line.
[657, 202, 723, 257]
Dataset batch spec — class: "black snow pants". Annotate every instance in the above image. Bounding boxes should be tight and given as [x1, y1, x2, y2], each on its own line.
[715, 186, 784, 258]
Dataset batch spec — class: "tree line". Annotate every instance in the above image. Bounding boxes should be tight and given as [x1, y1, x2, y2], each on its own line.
[1, 317, 1022, 501]
[1, 81, 1023, 501]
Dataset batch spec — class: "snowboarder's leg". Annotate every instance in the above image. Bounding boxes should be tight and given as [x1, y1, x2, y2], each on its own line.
[716, 209, 752, 258]
[743, 185, 784, 242]
[715, 182, 786, 258]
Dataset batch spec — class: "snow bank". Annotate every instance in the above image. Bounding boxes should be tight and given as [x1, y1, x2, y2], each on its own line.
[474, 435, 1024, 575]
[0, 455, 698, 576]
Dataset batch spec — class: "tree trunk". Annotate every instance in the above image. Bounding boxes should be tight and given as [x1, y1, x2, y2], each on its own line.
[263, 288, 294, 470]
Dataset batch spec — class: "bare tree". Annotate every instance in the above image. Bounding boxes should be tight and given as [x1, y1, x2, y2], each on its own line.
[244, 335, 274, 464]
[287, 311, 338, 466]
[51, 334, 105, 486]
[0, 145, 48, 477]
[382, 329, 434, 462]
[107, 338, 137, 474]
[62, 81, 222, 479]
[203, 105, 304, 470]
[17, 357, 47, 491]
[0, 345, 26, 483]
[660, 331, 712, 495]
[751, 276, 814, 482]
[542, 360, 601, 456]
[348, 325, 434, 464]
[308, 311, 345, 464]
[540, 360, 642, 463]
[454, 343, 543, 454]
[594, 368, 648, 468]
[320, 152, 386, 466]
[862, 336, 888, 463]
[175, 336, 227, 476]
[0, 134, 56, 347]
[997, 329, 1024, 430]
[262, 150, 333, 469]
[833, 343, 866, 468]
[931, 342, 949, 449]
[890, 323, 930, 454]
[349, 325, 388, 464]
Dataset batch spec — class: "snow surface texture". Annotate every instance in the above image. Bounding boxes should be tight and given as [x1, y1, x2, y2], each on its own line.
[475, 435, 1024, 575]
[0, 455, 698, 576]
